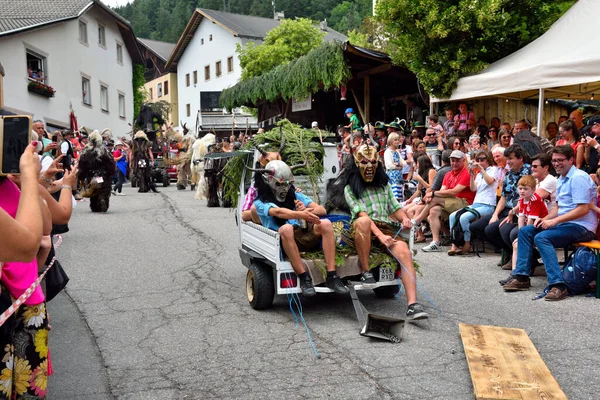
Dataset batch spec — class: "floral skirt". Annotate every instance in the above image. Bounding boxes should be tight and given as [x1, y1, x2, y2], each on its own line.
[0, 293, 49, 399]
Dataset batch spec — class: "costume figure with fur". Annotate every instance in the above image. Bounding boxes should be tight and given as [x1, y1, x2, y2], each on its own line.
[191, 133, 216, 199]
[205, 143, 231, 207]
[176, 124, 195, 190]
[131, 131, 159, 193]
[78, 131, 116, 212]
[331, 139, 428, 319]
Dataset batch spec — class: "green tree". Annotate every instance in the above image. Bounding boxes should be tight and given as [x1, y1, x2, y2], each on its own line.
[377, 0, 575, 98]
[236, 18, 325, 80]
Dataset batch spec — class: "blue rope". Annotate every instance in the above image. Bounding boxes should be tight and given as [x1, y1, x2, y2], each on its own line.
[390, 227, 444, 318]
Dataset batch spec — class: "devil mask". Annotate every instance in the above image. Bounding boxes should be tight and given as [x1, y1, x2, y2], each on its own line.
[353, 143, 379, 182]
[260, 160, 295, 202]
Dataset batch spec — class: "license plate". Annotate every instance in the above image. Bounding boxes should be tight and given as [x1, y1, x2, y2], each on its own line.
[379, 266, 395, 281]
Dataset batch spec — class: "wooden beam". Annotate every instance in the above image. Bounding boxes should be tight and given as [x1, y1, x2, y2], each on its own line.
[460, 323, 567, 400]
[350, 89, 366, 126]
[364, 75, 371, 123]
[356, 63, 392, 79]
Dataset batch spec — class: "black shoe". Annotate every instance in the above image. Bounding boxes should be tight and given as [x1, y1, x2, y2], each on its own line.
[177, 184, 186, 190]
[191, 184, 196, 191]
[360, 271, 377, 288]
[300, 274, 316, 297]
[326, 274, 349, 294]
[406, 303, 428, 320]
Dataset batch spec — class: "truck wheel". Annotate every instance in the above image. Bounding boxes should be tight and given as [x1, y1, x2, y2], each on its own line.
[246, 263, 274, 310]
[162, 172, 169, 187]
[373, 284, 400, 299]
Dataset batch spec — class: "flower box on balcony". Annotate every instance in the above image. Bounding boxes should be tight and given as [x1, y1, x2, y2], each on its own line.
[28, 81, 56, 98]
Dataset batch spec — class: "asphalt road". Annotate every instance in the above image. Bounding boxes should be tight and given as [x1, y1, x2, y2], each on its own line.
[47, 185, 600, 399]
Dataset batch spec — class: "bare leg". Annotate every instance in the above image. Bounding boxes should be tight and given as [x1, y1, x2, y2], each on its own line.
[427, 205, 443, 243]
[279, 225, 306, 274]
[313, 219, 337, 272]
[390, 240, 417, 305]
[353, 216, 372, 272]
[511, 239, 518, 270]
[414, 197, 444, 224]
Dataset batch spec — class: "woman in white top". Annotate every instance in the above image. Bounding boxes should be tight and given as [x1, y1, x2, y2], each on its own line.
[384, 133, 406, 200]
[448, 151, 500, 255]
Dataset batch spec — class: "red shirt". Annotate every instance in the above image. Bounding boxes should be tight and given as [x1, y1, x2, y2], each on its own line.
[518, 193, 548, 220]
[442, 166, 475, 204]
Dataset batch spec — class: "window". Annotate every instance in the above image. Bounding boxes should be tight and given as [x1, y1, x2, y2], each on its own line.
[79, 20, 88, 44]
[185, 73, 190, 87]
[227, 56, 234, 73]
[100, 84, 108, 112]
[118, 93, 125, 118]
[26, 51, 48, 83]
[216, 61, 222, 78]
[82, 77, 91, 105]
[164, 81, 169, 95]
[201, 38, 204, 45]
[116, 43, 123, 63]
[193, 70, 198, 84]
[204, 65, 210, 81]
[157, 83, 162, 97]
[98, 23, 106, 47]
[186, 104, 191, 117]
[209, 34, 213, 41]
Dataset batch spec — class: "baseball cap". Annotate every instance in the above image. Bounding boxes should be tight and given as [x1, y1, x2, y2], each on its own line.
[450, 150, 465, 159]
[588, 115, 600, 126]
[344, 108, 354, 115]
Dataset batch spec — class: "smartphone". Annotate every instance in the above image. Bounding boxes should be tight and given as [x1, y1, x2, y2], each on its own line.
[62, 154, 72, 171]
[51, 134, 58, 156]
[0, 115, 32, 175]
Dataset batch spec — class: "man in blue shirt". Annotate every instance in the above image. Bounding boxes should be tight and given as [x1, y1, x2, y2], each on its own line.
[504, 145, 597, 300]
[253, 160, 348, 296]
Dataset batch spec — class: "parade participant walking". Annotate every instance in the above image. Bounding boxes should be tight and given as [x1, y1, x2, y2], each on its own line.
[131, 131, 160, 193]
[112, 141, 128, 195]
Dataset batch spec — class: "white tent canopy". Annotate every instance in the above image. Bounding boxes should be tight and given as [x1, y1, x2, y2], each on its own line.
[433, 0, 600, 102]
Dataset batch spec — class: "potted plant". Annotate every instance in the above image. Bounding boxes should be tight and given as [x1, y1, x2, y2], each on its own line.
[28, 80, 56, 98]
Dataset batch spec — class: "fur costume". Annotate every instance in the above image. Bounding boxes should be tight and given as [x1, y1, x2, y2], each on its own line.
[204, 143, 231, 208]
[131, 131, 158, 193]
[135, 105, 164, 141]
[191, 133, 216, 200]
[177, 132, 195, 189]
[78, 131, 116, 212]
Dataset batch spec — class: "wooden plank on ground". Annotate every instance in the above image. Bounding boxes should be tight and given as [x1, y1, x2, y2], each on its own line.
[459, 323, 567, 400]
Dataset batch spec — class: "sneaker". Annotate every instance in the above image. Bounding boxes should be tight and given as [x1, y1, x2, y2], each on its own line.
[112, 189, 117, 195]
[300, 274, 316, 297]
[499, 274, 514, 286]
[406, 303, 429, 320]
[116, 192, 126, 196]
[326, 274, 349, 294]
[503, 277, 531, 291]
[360, 271, 377, 287]
[422, 241, 442, 252]
[545, 286, 568, 301]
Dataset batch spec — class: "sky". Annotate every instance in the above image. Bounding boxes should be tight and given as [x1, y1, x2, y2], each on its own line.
[101, 0, 132, 7]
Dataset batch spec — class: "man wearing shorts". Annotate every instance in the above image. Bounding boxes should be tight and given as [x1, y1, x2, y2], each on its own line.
[416, 150, 475, 252]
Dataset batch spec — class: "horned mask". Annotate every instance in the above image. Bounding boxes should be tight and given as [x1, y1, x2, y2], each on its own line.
[353, 143, 379, 182]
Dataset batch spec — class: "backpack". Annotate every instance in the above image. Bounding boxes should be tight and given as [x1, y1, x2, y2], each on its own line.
[561, 247, 597, 295]
[451, 207, 481, 247]
[513, 130, 543, 158]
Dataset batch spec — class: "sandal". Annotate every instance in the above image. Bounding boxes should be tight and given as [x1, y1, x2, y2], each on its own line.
[415, 237, 427, 243]
[447, 249, 457, 256]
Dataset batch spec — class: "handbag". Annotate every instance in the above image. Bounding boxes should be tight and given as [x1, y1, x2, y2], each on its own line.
[42, 238, 69, 302]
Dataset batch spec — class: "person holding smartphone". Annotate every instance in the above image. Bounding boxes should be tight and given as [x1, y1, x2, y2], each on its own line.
[60, 130, 75, 171]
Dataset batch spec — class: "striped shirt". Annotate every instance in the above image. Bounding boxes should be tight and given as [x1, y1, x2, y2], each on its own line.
[344, 184, 402, 226]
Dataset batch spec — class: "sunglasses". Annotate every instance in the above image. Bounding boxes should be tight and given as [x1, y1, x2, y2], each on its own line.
[476, 157, 486, 161]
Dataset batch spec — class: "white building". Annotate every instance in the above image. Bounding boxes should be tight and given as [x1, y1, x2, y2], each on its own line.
[0, 0, 142, 134]
[165, 8, 346, 135]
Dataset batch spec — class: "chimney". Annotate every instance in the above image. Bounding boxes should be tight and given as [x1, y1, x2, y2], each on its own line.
[274, 11, 284, 21]
[320, 19, 327, 31]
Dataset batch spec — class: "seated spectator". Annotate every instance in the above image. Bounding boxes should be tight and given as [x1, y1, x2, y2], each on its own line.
[397, 132, 413, 178]
[501, 122, 512, 134]
[374, 122, 388, 158]
[546, 122, 559, 145]
[477, 116, 487, 126]
[570, 109, 585, 131]
[503, 145, 597, 300]
[582, 116, 600, 172]
[558, 115, 568, 125]
[465, 134, 482, 160]
[414, 150, 475, 252]
[404, 153, 436, 242]
[531, 153, 557, 212]
[556, 120, 584, 169]
[412, 139, 426, 154]
[501, 175, 548, 279]
[384, 132, 406, 200]
[498, 129, 512, 149]
[490, 117, 501, 131]
[423, 128, 446, 168]
[487, 126, 500, 149]
[470, 145, 531, 267]
[448, 151, 500, 255]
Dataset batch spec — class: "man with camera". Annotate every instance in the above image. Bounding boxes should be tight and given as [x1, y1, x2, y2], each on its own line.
[582, 116, 600, 170]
